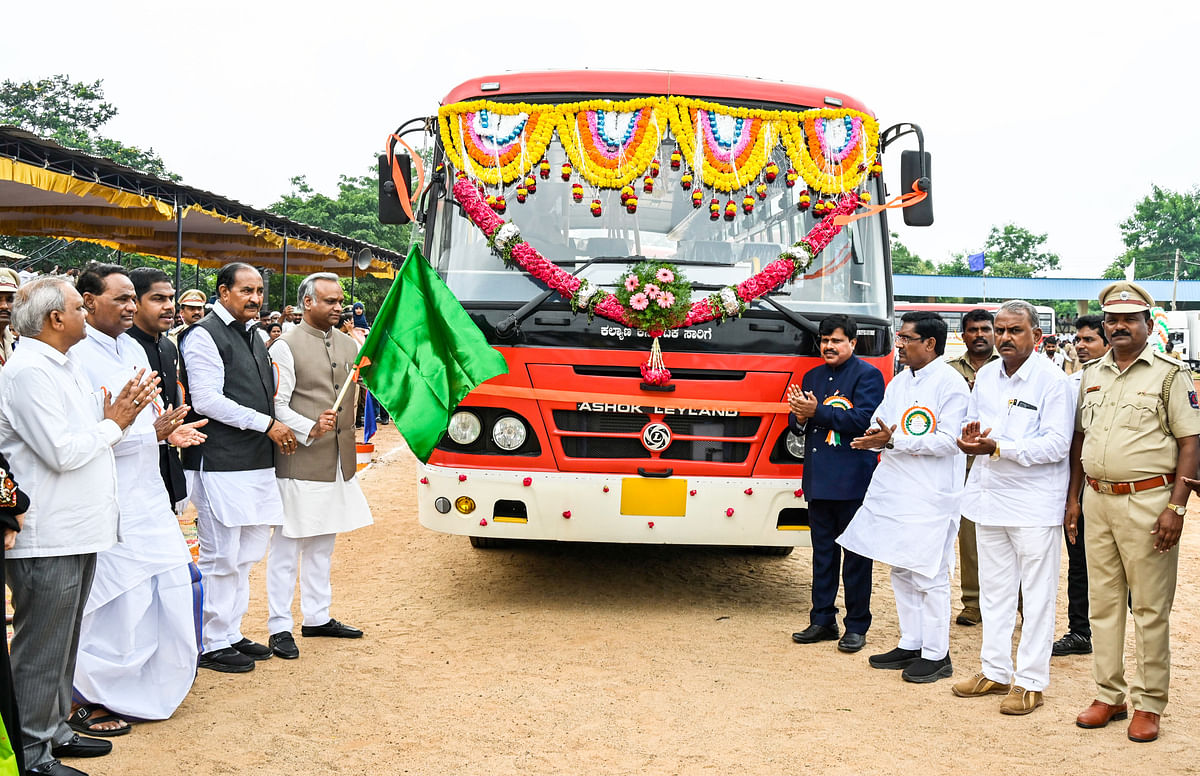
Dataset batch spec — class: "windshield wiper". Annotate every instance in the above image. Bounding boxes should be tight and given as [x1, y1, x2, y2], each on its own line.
[755, 295, 820, 336]
[494, 256, 621, 337]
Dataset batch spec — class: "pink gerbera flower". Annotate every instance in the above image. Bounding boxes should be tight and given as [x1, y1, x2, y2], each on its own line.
[643, 283, 660, 299]
[630, 293, 650, 311]
[656, 291, 675, 308]
[624, 274, 639, 292]
[656, 267, 675, 283]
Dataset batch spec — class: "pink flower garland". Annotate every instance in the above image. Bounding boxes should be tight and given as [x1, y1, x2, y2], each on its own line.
[451, 176, 859, 333]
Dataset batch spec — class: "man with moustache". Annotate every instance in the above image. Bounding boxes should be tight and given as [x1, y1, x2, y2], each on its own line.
[952, 300, 1074, 715]
[70, 264, 207, 732]
[265, 273, 372, 660]
[179, 263, 296, 673]
[167, 289, 206, 346]
[126, 268, 189, 510]
[0, 268, 20, 367]
[947, 309, 1000, 628]
[838, 312, 969, 684]
[1068, 282, 1200, 743]
[0, 275, 157, 776]
[787, 314, 884, 654]
[1052, 316, 1110, 658]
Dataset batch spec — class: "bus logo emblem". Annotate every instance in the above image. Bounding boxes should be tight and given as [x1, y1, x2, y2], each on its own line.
[641, 422, 672, 452]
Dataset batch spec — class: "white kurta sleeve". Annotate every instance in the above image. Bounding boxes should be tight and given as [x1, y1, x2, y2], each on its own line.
[270, 341, 317, 444]
[4, 367, 121, 472]
[181, 326, 272, 433]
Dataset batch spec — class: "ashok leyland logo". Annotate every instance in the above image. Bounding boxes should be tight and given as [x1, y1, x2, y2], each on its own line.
[641, 421, 672, 452]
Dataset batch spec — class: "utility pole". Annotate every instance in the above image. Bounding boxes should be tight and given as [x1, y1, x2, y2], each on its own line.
[1172, 247, 1181, 311]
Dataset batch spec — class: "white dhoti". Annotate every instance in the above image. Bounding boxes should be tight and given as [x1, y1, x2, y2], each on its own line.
[977, 524, 1061, 691]
[267, 465, 372, 634]
[192, 467, 283, 652]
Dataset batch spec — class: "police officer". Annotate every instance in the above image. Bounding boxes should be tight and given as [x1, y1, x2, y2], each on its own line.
[788, 314, 884, 654]
[1067, 281, 1200, 743]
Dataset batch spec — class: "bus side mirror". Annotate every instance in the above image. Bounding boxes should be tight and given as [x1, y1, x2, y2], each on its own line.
[900, 150, 933, 227]
[378, 152, 412, 225]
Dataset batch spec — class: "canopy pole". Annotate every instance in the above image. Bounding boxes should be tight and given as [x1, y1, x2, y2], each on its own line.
[282, 237, 289, 312]
[194, 261, 200, 289]
[350, 257, 356, 303]
[174, 202, 183, 292]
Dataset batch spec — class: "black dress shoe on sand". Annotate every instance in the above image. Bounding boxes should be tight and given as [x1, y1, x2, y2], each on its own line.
[901, 655, 953, 683]
[198, 647, 255, 673]
[837, 633, 867, 653]
[301, 618, 363, 638]
[232, 638, 273, 660]
[791, 624, 839, 644]
[51, 734, 111, 759]
[29, 760, 89, 775]
[270, 631, 300, 659]
[868, 647, 921, 670]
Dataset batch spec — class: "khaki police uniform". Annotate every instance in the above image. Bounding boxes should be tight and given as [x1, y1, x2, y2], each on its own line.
[1075, 282, 1200, 715]
[0, 268, 19, 366]
[947, 349, 999, 618]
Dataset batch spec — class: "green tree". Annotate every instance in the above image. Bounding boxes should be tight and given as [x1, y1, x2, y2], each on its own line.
[889, 233, 934, 274]
[936, 224, 1059, 278]
[1103, 185, 1200, 280]
[0, 75, 176, 179]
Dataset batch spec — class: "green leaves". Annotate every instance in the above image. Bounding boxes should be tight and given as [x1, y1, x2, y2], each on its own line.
[1104, 185, 1200, 281]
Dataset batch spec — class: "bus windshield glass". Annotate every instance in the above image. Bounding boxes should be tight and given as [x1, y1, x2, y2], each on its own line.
[431, 136, 888, 321]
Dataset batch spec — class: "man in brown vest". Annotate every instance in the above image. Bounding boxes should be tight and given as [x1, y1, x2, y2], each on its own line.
[265, 273, 373, 659]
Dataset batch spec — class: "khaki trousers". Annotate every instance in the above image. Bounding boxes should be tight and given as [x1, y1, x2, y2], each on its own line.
[958, 516, 979, 611]
[1082, 486, 1178, 715]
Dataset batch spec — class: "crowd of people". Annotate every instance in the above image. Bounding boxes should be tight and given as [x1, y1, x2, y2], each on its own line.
[0, 262, 375, 776]
[789, 283, 1196, 743]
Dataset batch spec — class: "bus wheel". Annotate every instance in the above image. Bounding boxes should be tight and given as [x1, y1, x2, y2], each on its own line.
[469, 535, 507, 549]
[753, 546, 794, 557]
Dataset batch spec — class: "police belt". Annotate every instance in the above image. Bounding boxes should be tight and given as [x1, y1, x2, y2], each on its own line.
[1085, 474, 1175, 495]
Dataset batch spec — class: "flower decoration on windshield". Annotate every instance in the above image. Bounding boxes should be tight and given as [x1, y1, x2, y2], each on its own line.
[613, 261, 692, 334]
[571, 279, 601, 319]
[707, 286, 747, 321]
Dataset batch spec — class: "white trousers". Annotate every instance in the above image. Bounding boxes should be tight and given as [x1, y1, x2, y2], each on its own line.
[891, 521, 957, 660]
[977, 524, 1061, 691]
[266, 530, 336, 634]
[195, 509, 269, 653]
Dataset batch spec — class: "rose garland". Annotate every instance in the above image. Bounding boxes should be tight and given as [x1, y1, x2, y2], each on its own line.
[453, 174, 859, 335]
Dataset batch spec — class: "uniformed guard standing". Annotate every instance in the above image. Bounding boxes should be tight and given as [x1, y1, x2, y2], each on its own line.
[1066, 281, 1200, 743]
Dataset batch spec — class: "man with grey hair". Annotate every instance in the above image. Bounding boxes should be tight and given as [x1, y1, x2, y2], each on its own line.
[952, 300, 1075, 715]
[0, 276, 158, 775]
[264, 272, 371, 659]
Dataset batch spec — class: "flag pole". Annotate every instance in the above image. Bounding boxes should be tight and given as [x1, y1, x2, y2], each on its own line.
[333, 356, 370, 414]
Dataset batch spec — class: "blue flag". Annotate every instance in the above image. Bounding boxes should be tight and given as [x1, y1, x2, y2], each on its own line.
[968, 252, 986, 272]
[363, 390, 377, 443]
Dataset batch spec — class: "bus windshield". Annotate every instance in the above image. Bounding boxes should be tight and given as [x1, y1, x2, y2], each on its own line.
[431, 136, 888, 322]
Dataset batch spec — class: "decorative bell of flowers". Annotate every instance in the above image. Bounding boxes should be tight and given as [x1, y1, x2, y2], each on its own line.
[709, 198, 721, 221]
[742, 195, 755, 214]
[539, 159, 551, 179]
[755, 183, 768, 200]
[640, 336, 671, 386]
[859, 191, 872, 205]
[724, 200, 737, 221]
[492, 195, 507, 214]
[764, 162, 779, 183]
[523, 174, 537, 194]
[590, 198, 602, 217]
[571, 183, 584, 202]
[869, 160, 883, 178]
[516, 186, 528, 203]
[691, 189, 703, 208]
[626, 195, 639, 214]
[785, 168, 799, 188]
[680, 172, 694, 190]
[561, 162, 573, 181]
[797, 191, 811, 211]
[620, 185, 634, 204]
[643, 176, 654, 194]
[669, 150, 682, 170]
[649, 159, 660, 178]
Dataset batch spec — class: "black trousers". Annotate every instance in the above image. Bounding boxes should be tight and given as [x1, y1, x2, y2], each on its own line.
[1064, 512, 1089, 637]
[808, 499, 872, 635]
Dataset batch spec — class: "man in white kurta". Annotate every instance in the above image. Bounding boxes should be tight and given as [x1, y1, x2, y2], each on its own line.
[72, 296, 202, 722]
[952, 301, 1075, 714]
[265, 273, 372, 659]
[839, 312, 968, 684]
[179, 263, 294, 673]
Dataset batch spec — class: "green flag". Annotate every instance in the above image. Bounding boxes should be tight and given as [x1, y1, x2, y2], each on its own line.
[358, 244, 508, 461]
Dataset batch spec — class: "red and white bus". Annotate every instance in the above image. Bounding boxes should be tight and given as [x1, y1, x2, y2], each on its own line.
[894, 302, 1057, 361]
[389, 71, 932, 551]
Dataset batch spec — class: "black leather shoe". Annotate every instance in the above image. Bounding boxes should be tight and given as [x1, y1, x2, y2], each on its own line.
[1052, 631, 1092, 656]
[198, 647, 255, 673]
[791, 624, 839, 644]
[837, 632, 867, 653]
[868, 647, 922, 670]
[269, 631, 300, 659]
[29, 760, 89, 775]
[301, 618, 363, 639]
[902, 654, 953, 684]
[51, 734, 112, 759]
[232, 638, 273, 660]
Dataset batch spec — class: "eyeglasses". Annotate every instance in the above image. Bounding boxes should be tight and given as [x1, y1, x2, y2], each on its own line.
[894, 333, 926, 343]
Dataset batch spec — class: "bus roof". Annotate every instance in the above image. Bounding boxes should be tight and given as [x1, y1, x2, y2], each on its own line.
[441, 70, 873, 114]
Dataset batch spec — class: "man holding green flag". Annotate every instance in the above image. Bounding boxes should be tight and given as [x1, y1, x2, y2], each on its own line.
[356, 245, 507, 461]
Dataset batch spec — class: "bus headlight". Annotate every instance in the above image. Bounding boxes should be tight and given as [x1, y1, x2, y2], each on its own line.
[785, 431, 806, 459]
[492, 416, 527, 451]
[447, 411, 482, 445]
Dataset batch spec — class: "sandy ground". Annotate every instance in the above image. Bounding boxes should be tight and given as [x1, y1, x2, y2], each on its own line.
[94, 423, 1200, 775]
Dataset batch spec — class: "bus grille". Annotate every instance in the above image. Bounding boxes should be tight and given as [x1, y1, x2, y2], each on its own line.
[552, 410, 760, 462]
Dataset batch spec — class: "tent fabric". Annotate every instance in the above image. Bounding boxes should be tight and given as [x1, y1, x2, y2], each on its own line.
[0, 127, 402, 277]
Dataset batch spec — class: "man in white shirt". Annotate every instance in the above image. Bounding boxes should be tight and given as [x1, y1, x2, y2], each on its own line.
[0, 276, 157, 776]
[951, 300, 1075, 714]
[178, 263, 297, 673]
[266, 273, 373, 659]
[839, 311, 969, 684]
[69, 264, 208, 732]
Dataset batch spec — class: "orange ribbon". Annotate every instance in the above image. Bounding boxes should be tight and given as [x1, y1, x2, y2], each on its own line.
[385, 134, 427, 223]
[833, 179, 928, 227]
[471, 383, 789, 414]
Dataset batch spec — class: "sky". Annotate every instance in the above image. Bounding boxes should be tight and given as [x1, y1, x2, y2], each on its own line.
[3, 0, 1197, 278]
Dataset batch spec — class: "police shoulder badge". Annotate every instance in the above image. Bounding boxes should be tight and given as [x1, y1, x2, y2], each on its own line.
[1190, 390, 1199, 410]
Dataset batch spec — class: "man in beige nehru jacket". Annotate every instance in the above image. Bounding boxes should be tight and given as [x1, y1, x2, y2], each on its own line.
[1067, 281, 1200, 743]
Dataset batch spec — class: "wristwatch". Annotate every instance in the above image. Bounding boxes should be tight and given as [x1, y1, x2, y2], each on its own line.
[989, 443, 1001, 461]
[1167, 502, 1187, 516]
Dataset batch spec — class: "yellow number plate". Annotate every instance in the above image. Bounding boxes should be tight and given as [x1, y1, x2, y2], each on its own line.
[620, 478, 687, 517]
